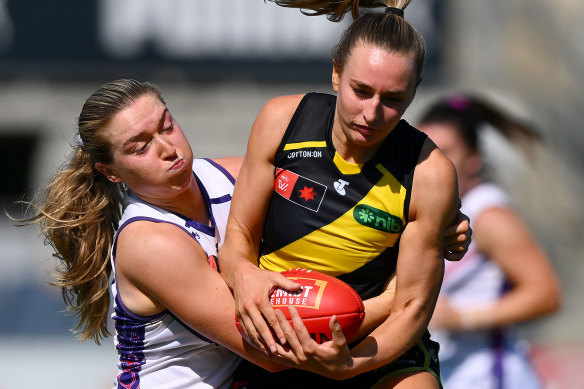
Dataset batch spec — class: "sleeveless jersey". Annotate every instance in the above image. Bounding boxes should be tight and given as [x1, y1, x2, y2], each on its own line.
[259, 92, 427, 300]
[233, 93, 440, 388]
[110, 158, 241, 389]
[432, 182, 542, 389]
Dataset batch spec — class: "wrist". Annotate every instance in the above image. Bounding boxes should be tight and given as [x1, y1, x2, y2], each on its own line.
[219, 252, 256, 288]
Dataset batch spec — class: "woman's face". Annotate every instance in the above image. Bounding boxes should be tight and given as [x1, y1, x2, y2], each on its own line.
[419, 122, 481, 195]
[332, 42, 418, 157]
[95, 94, 195, 203]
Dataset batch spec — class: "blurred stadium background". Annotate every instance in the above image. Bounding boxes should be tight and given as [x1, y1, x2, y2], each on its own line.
[0, 0, 582, 388]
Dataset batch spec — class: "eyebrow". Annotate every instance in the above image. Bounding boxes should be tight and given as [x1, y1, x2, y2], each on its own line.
[123, 108, 168, 147]
[351, 79, 408, 94]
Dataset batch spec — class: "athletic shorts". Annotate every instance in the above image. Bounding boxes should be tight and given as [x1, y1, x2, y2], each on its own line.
[231, 331, 441, 389]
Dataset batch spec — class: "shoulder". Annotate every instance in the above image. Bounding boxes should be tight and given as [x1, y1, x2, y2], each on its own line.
[118, 221, 205, 268]
[409, 138, 458, 223]
[209, 156, 243, 180]
[256, 94, 306, 126]
[473, 205, 523, 244]
[247, 94, 307, 159]
[116, 220, 208, 287]
[463, 182, 509, 215]
[417, 138, 457, 187]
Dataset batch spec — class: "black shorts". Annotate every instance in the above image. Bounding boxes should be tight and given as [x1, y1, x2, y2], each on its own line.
[232, 331, 441, 388]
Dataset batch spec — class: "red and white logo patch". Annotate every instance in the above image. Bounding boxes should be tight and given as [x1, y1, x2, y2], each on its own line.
[274, 168, 326, 212]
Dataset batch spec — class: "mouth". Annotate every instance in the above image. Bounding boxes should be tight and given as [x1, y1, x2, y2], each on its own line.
[353, 123, 376, 136]
[170, 159, 185, 171]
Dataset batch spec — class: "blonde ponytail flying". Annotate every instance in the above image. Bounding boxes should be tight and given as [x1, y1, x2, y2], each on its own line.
[19, 145, 123, 344]
[16, 78, 161, 344]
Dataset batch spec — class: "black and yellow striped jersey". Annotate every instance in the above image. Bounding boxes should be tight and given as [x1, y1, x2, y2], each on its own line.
[259, 93, 427, 299]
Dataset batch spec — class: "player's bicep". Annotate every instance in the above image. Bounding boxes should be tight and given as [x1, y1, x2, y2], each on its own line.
[410, 140, 460, 234]
[227, 95, 304, 246]
[393, 142, 459, 309]
[118, 223, 286, 371]
[119, 223, 235, 330]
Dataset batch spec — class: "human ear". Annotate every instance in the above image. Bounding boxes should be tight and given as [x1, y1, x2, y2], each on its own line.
[332, 60, 341, 92]
[94, 162, 122, 183]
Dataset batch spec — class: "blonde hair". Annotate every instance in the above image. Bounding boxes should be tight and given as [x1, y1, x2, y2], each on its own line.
[17, 79, 163, 344]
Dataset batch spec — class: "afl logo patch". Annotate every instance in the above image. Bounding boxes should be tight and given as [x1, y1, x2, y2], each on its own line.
[274, 168, 326, 212]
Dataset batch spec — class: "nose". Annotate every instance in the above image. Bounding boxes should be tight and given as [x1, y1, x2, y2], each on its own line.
[363, 96, 382, 124]
[156, 135, 177, 160]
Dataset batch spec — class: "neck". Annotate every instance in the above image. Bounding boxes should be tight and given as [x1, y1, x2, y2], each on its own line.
[141, 179, 210, 226]
[459, 177, 483, 198]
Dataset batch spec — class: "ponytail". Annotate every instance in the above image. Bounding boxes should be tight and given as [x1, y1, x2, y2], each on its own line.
[14, 78, 161, 344]
[17, 146, 123, 343]
[268, 0, 425, 83]
[419, 94, 540, 155]
[267, 0, 412, 21]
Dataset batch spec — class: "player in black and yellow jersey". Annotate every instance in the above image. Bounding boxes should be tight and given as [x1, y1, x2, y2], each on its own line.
[260, 92, 426, 301]
[220, 1, 466, 388]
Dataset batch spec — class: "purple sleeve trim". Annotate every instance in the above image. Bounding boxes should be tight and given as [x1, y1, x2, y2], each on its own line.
[210, 194, 232, 205]
[203, 158, 236, 185]
[115, 293, 168, 322]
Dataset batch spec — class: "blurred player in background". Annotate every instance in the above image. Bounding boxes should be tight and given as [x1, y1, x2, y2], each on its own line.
[418, 93, 561, 389]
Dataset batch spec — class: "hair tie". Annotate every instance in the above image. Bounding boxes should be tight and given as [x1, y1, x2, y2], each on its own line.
[77, 133, 85, 148]
[385, 7, 404, 18]
[447, 95, 471, 111]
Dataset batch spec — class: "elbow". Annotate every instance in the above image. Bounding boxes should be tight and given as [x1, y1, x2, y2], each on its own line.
[536, 280, 562, 316]
[546, 283, 562, 314]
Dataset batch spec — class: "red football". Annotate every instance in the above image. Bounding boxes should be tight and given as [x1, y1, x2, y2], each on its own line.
[236, 268, 365, 344]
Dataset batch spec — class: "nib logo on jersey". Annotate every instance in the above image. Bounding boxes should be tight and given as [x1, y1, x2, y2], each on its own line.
[274, 168, 326, 211]
[354, 204, 403, 233]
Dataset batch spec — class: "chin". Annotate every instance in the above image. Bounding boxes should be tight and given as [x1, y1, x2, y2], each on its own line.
[350, 133, 382, 148]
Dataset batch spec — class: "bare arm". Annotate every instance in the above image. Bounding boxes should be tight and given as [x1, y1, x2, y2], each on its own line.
[358, 209, 471, 339]
[115, 221, 288, 371]
[218, 95, 306, 354]
[349, 141, 458, 372]
[430, 206, 561, 330]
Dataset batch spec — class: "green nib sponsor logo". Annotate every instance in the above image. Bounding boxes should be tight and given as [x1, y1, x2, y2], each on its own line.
[354, 204, 403, 233]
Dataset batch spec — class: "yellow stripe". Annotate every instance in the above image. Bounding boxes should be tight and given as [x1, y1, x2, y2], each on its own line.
[333, 152, 363, 175]
[283, 141, 327, 151]
[260, 164, 406, 275]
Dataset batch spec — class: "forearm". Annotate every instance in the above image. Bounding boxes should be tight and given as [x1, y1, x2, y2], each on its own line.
[357, 288, 394, 340]
[457, 286, 560, 330]
[219, 223, 261, 288]
[345, 301, 432, 378]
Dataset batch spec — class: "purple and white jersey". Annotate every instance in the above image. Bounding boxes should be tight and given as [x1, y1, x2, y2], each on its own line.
[432, 182, 542, 389]
[110, 158, 241, 389]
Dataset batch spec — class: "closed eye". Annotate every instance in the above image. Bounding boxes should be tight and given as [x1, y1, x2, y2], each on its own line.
[162, 118, 174, 133]
[381, 96, 404, 105]
[353, 87, 372, 99]
[135, 141, 150, 155]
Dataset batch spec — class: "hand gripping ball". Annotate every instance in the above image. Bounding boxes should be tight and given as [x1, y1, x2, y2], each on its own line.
[236, 267, 365, 344]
